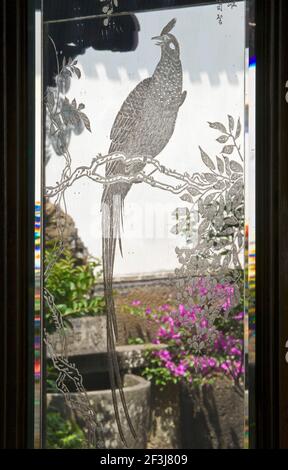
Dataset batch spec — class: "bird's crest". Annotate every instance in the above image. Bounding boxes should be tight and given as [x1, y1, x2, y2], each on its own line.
[161, 18, 176, 35]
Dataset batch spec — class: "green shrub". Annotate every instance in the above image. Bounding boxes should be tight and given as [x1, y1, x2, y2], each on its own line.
[45, 246, 106, 333]
[46, 410, 85, 449]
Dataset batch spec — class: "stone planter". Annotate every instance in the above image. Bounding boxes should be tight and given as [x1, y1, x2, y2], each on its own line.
[48, 315, 107, 356]
[180, 377, 244, 449]
[47, 374, 151, 449]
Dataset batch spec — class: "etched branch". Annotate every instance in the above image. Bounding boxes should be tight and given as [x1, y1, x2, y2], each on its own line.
[45, 152, 226, 199]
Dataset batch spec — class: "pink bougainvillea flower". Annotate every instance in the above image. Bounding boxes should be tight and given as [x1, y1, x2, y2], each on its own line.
[159, 304, 170, 312]
[200, 317, 209, 328]
[158, 327, 168, 337]
[230, 347, 242, 357]
[208, 358, 217, 368]
[178, 305, 186, 316]
[220, 362, 230, 373]
[199, 286, 208, 296]
[158, 349, 171, 361]
[166, 361, 176, 372]
[128, 279, 244, 387]
[174, 364, 187, 377]
[152, 339, 160, 345]
[234, 311, 244, 321]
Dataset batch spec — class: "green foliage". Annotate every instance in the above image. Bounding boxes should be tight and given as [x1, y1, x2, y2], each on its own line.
[46, 364, 59, 393]
[127, 337, 145, 345]
[142, 354, 178, 388]
[45, 246, 106, 333]
[46, 410, 85, 449]
[143, 356, 214, 390]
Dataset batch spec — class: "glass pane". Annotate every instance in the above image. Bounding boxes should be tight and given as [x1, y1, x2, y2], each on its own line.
[35, 0, 256, 449]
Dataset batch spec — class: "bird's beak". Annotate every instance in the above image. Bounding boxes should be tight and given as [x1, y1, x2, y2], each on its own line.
[151, 35, 165, 46]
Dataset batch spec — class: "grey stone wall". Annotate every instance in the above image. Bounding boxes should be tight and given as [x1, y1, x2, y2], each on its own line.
[180, 379, 244, 449]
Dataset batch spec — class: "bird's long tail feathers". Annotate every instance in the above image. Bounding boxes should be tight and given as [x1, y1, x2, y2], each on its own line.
[101, 187, 137, 446]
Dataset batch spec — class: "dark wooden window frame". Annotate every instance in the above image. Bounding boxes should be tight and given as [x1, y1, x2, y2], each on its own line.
[1, 0, 288, 449]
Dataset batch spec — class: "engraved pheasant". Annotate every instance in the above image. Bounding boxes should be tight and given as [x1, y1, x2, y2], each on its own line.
[101, 18, 186, 445]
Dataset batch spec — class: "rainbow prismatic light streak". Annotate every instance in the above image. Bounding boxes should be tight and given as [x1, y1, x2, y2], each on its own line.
[34, 202, 41, 447]
[249, 55, 256, 69]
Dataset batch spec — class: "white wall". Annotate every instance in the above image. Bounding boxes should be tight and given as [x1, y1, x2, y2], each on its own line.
[45, 2, 245, 277]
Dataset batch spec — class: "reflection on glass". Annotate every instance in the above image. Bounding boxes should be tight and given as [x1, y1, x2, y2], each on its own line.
[38, 0, 253, 449]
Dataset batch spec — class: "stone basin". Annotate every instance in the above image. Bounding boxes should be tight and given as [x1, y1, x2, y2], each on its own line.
[47, 374, 151, 449]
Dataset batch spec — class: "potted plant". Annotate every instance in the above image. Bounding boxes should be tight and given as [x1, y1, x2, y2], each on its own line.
[45, 246, 107, 355]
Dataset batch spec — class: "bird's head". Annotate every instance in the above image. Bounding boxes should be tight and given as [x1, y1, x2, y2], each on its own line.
[152, 18, 179, 57]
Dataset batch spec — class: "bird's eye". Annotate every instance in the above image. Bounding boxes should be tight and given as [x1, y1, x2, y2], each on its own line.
[169, 42, 176, 50]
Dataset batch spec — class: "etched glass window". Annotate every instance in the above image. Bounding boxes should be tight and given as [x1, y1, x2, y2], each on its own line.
[34, 0, 256, 449]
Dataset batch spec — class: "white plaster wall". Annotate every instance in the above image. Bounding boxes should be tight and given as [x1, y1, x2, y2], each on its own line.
[45, 2, 246, 276]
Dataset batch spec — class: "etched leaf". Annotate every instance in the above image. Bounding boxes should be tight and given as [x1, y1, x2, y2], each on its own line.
[198, 219, 210, 236]
[50, 122, 57, 135]
[212, 255, 222, 270]
[216, 156, 224, 174]
[73, 67, 81, 79]
[231, 173, 241, 181]
[199, 147, 215, 171]
[61, 100, 81, 126]
[218, 194, 225, 213]
[217, 135, 229, 144]
[230, 160, 243, 173]
[235, 118, 241, 139]
[205, 203, 218, 219]
[204, 173, 217, 183]
[79, 112, 91, 132]
[78, 103, 85, 111]
[187, 187, 201, 196]
[51, 129, 71, 156]
[225, 216, 238, 226]
[222, 227, 235, 236]
[223, 156, 231, 176]
[213, 216, 224, 230]
[223, 252, 232, 268]
[213, 180, 226, 190]
[228, 115, 234, 132]
[233, 244, 239, 265]
[225, 193, 232, 212]
[238, 232, 244, 248]
[198, 199, 204, 214]
[52, 113, 62, 129]
[229, 179, 243, 198]
[208, 122, 227, 134]
[46, 89, 55, 111]
[204, 193, 216, 205]
[221, 145, 234, 155]
[180, 193, 194, 203]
